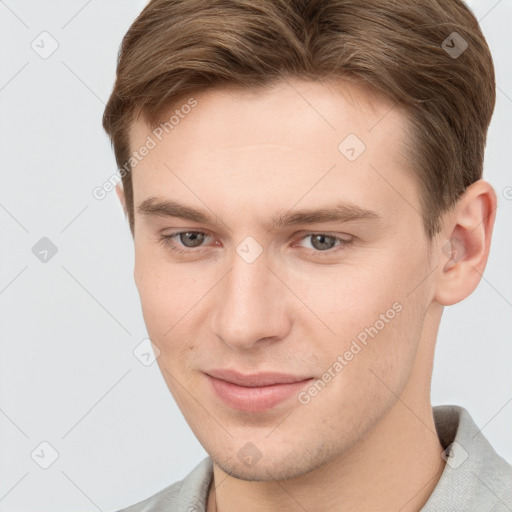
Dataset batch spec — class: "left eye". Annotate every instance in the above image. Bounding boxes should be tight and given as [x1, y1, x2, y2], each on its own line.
[298, 233, 348, 251]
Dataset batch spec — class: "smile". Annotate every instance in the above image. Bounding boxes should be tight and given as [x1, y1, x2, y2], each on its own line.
[205, 370, 314, 413]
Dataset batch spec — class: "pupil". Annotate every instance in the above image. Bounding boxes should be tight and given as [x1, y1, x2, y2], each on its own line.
[313, 235, 334, 250]
[182, 232, 204, 247]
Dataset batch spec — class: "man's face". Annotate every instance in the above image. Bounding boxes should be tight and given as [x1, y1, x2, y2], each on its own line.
[128, 79, 436, 480]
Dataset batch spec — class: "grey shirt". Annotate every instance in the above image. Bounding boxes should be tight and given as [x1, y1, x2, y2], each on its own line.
[118, 405, 512, 511]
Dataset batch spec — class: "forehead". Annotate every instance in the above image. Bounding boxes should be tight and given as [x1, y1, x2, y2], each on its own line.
[131, 79, 408, 151]
[128, 79, 419, 229]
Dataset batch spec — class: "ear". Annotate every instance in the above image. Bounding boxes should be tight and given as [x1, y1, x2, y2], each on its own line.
[433, 180, 497, 306]
[115, 183, 127, 217]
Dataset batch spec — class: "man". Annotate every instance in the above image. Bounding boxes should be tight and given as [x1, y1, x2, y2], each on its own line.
[102, 0, 512, 510]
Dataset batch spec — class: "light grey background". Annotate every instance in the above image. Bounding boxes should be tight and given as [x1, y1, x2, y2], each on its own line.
[0, 1, 511, 511]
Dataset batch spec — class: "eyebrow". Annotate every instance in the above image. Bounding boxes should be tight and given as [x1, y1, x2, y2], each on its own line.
[136, 196, 382, 231]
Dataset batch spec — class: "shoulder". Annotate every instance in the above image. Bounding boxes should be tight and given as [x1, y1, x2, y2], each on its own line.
[115, 456, 213, 512]
[425, 405, 512, 511]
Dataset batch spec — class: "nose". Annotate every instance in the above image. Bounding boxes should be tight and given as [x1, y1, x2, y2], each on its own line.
[210, 248, 292, 351]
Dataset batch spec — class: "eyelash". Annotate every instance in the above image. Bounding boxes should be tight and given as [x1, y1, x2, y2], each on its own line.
[158, 231, 354, 258]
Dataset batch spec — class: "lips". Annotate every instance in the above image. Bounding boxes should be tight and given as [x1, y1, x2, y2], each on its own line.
[205, 369, 314, 412]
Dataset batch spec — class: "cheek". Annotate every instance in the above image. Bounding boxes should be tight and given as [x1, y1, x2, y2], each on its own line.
[317, 244, 427, 339]
[134, 258, 203, 399]
[325, 274, 425, 414]
[283, 259, 402, 343]
[134, 248, 212, 351]
[295, 249, 425, 386]
[297, 299, 421, 442]
[135, 248, 175, 336]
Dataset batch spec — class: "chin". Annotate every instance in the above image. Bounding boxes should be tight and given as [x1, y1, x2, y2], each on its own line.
[211, 444, 336, 482]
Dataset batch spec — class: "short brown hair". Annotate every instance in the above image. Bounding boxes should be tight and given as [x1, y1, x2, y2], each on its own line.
[102, 0, 496, 239]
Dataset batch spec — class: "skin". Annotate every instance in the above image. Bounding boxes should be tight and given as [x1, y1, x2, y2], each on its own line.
[117, 79, 496, 512]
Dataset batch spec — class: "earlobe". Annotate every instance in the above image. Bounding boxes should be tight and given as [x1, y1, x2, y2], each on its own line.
[433, 180, 497, 306]
[115, 183, 127, 216]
